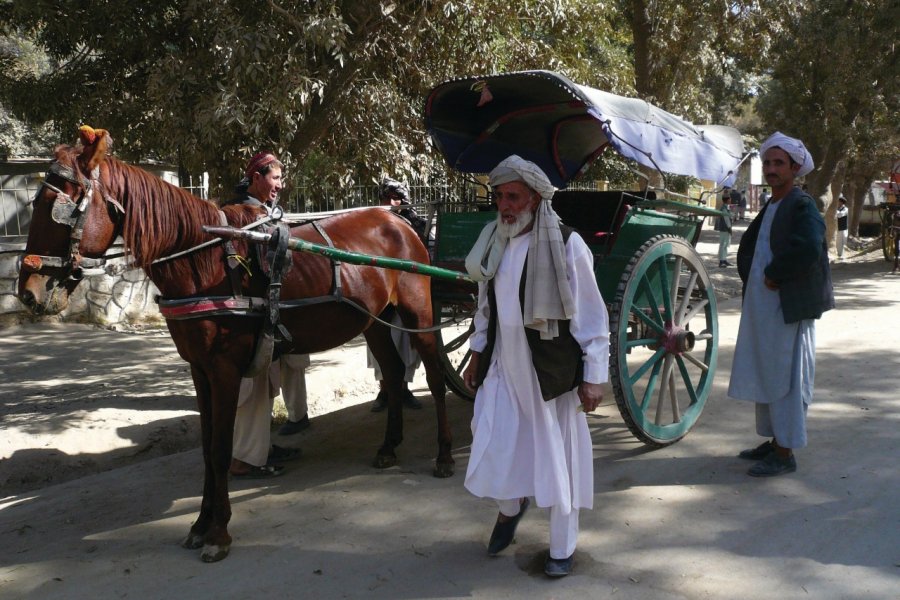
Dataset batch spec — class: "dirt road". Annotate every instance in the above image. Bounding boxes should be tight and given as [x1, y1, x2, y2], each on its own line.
[1, 223, 898, 599]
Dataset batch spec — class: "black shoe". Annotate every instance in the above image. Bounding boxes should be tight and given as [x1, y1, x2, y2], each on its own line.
[370, 389, 387, 413]
[748, 452, 797, 477]
[544, 554, 574, 578]
[487, 498, 530, 556]
[402, 389, 423, 410]
[277, 414, 310, 436]
[738, 440, 774, 461]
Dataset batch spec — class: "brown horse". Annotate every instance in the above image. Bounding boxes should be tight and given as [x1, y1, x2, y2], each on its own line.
[17, 129, 453, 562]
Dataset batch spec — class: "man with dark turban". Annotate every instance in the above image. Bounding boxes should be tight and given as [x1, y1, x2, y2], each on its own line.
[728, 133, 834, 477]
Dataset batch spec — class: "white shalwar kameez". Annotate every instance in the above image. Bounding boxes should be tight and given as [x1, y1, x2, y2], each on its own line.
[727, 204, 815, 448]
[465, 233, 609, 559]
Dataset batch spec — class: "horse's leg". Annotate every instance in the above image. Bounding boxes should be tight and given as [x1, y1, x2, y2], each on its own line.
[182, 365, 214, 550]
[364, 322, 406, 469]
[197, 371, 241, 562]
[397, 290, 454, 478]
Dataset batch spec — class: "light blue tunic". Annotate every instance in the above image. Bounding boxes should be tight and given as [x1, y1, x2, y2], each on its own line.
[728, 202, 815, 446]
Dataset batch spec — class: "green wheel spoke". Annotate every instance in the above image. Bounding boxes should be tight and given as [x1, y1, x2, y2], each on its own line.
[639, 356, 665, 411]
[631, 305, 666, 335]
[669, 256, 684, 312]
[637, 273, 665, 326]
[626, 337, 661, 349]
[675, 355, 699, 404]
[629, 345, 668, 387]
[655, 255, 674, 320]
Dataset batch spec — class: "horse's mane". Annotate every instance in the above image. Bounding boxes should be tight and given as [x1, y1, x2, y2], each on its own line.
[90, 153, 256, 287]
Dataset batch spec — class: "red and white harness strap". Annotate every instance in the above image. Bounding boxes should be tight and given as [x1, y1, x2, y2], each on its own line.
[157, 296, 266, 320]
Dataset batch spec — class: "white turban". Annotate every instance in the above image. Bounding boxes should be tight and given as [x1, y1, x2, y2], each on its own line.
[489, 155, 557, 201]
[760, 132, 815, 178]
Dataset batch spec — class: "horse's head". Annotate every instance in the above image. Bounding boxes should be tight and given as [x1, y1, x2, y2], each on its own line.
[17, 126, 122, 315]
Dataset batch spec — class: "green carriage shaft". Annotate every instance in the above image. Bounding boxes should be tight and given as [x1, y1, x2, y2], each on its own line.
[426, 71, 748, 447]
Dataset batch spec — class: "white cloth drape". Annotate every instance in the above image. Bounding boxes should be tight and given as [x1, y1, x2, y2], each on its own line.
[464, 233, 609, 513]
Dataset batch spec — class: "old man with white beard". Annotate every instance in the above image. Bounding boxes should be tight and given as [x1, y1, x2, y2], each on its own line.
[462, 155, 609, 578]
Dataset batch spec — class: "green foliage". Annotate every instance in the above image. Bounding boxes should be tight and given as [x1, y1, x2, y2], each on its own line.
[1, 0, 892, 205]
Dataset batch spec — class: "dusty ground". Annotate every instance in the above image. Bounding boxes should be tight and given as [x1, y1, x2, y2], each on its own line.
[1, 218, 898, 599]
[0, 218, 763, 497]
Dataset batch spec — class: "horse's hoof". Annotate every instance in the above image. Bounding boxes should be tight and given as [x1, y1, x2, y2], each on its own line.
[182, 532, 205, 550]
[201, 543, 230, 563]
[373, 454, 397, 469]
[433, 463, 455, 478]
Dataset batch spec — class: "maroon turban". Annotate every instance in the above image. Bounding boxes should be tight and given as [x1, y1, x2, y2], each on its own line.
[245, 151, 282, 178]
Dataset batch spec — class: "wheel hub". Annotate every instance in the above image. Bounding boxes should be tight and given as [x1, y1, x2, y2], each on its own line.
[662, 323, 695, 354]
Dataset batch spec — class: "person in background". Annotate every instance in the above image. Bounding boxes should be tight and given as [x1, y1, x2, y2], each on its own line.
[758, 187, 771, 212]
[728, 132, 834, 477]
[715, 192, 733, 268]
[462, 155, 609, 578]
[835, 196, 849, 261]
[368, 177, 424, 412]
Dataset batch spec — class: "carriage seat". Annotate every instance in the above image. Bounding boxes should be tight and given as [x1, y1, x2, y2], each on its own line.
[550, 190, 633, 253]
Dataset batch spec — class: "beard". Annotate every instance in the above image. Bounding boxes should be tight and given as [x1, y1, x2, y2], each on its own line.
[496, 210, 534, 240]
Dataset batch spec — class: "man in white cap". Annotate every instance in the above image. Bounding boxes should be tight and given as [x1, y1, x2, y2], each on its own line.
[728, 132, 834, 477]
[461, 155, 609, 577]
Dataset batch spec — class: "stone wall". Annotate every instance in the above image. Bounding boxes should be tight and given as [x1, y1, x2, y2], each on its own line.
[1, 245, 163, 328]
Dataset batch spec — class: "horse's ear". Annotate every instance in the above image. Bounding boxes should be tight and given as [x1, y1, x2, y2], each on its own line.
[77, 125, 112, 172]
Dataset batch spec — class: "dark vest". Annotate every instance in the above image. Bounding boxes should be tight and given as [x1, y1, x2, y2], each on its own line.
[736, 187, 835, 323]
[476, 225, 585, 401]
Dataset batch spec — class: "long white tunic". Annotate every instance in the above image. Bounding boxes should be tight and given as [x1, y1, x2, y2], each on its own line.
[464, 233, 609, 514]
[728, 203, 815, 405]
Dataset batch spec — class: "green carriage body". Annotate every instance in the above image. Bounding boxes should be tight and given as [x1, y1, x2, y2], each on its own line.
[426, 70, 746, 446]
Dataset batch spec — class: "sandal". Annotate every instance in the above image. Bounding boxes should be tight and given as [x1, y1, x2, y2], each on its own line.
[230, 464, 284, 479]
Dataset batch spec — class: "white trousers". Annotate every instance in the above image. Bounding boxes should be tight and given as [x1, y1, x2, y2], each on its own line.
[718, 231, 731, 261]
[232, 356, 309, 467]
[280, 354, 310, 421]
[497, 498, 580, 559]
[836, 229, 847, 258]
[366, 314, 421, 383]
[755, 400, 809, 449]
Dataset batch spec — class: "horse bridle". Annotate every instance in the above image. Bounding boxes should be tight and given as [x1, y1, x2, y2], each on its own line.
[21, 161, 125, 280]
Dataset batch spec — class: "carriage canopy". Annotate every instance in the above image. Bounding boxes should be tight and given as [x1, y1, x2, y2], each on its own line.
[424, 70, 745, 188]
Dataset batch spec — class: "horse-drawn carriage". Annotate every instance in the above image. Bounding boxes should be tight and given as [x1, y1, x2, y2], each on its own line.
[424, 70, 745, 446]
[16, 70, 744, 561]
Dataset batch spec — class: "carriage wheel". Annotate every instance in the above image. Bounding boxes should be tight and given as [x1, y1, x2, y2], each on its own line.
[432, 294, 477, 401]
[609, 235, 718, 447]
